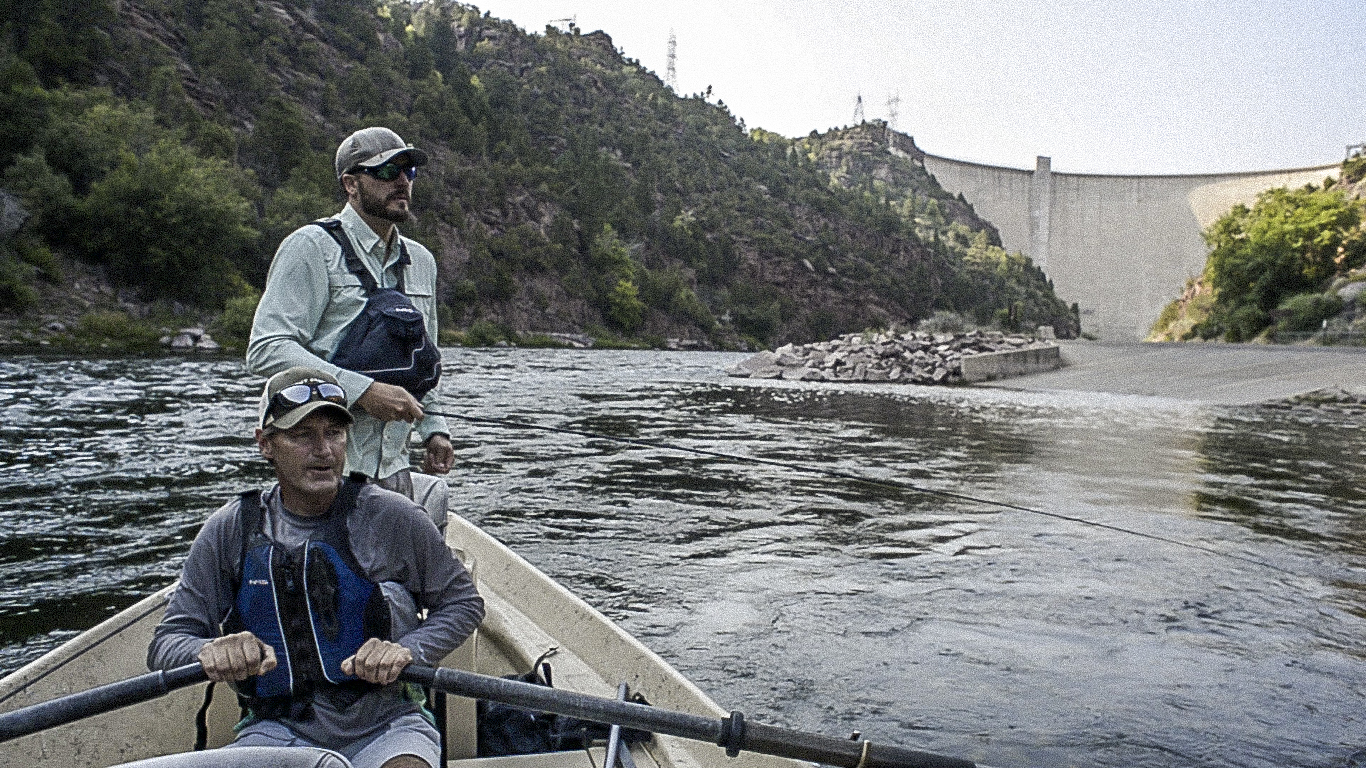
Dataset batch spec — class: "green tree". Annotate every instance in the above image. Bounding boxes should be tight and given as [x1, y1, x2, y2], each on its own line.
[590, 225, 645, 333]
[0, 55, 50, 169]
[79, 139, 260, 305]
[3, 0, 114, 86]
[1198, 184, 1366, 340]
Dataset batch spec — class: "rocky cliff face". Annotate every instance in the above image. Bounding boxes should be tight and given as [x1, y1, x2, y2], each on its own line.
[807, 122, 1002, 246]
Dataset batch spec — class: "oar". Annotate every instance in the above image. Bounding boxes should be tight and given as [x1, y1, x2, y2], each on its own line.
[1, 663, 977, 768]
[0, 663, 208, 744]
[399, 665, 975, 768]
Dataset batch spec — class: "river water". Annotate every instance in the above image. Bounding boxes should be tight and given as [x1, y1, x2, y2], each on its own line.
[0, 349, 1363, 768]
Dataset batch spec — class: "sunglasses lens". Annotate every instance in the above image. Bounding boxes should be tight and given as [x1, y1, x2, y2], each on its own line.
[276, 383, 315, 405]
[367, 163, 415, 182]
[316, 383, 347, 402]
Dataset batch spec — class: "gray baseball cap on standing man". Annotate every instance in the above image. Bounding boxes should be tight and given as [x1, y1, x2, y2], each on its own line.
[334, 127, 429, 179]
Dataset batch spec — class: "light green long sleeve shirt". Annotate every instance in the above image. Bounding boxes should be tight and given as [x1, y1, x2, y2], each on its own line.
[246, 203, 448, 480]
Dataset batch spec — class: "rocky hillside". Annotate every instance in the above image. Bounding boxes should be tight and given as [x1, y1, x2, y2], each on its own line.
[0, 0, 1076, 350]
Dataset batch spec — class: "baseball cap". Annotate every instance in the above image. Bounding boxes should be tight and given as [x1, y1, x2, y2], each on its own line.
[334, 127, 429, 180]
[258, 367, 354, 431]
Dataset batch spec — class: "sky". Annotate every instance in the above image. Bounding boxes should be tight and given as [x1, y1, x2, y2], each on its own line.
[479, 0, 1365, 175]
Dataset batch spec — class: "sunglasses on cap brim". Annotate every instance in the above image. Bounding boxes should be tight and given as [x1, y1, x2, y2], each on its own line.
[264, 381, 348, 427]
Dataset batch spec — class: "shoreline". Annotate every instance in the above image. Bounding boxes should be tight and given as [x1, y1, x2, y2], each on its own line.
[981, 340, 1366, 405]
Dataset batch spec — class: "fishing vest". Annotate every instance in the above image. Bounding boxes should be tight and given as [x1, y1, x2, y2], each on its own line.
[224, 475, 391, 713]
[314, 220, 443, 399]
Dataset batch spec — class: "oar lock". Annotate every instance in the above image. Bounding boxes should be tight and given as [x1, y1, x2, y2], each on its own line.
[717, 710, 745, 757]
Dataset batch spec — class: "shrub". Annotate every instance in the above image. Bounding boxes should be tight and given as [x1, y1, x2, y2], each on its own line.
[209, 281, 261, 349]
[3, 149, 77, 238]
[1343, 155, 1366, 185]
[918, 311, 971, 335]
[464, 319, 516, 346]
[0, 245, 38, 311]
[1273, 292, 1343, 335]
[604, 277, 645, 333]
[65, 310, 163, 351]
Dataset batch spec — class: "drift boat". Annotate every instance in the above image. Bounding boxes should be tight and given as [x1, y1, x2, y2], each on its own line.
[0, 512, 811, 768]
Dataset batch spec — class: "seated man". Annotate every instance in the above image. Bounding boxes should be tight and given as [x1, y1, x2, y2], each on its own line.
[148, 367, 485, 768]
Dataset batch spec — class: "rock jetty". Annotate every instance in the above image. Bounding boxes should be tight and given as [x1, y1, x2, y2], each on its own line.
[727, 330, 1057, 384]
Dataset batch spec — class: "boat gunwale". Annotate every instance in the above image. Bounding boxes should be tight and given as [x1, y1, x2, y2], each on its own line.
[0, 586, 174, 709]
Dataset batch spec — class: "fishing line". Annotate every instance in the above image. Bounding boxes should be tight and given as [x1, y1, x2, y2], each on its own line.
[425, 409, 1299, 577]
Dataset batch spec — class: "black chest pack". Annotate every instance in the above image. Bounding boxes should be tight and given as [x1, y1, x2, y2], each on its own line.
[313, 220, 442, 399]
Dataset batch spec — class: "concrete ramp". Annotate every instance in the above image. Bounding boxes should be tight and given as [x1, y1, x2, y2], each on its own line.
[981, 341, 1366, 405]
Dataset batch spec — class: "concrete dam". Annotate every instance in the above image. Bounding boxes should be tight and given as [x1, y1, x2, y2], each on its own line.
[892, 132, 1341, 340]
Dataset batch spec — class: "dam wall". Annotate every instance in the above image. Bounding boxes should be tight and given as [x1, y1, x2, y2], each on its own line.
[919, 146, 1340, 340]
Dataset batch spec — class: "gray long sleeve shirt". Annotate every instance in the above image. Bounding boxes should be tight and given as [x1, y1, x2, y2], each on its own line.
[246, 203, 448, 481]
[148, 483, 484, 745]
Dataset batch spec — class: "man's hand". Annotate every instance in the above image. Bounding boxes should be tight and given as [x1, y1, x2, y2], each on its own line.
[356, 382, 423, 422]
[199, 632, 277, 682]
[341, 638, 414, 685]
[423, 433, 454, 474]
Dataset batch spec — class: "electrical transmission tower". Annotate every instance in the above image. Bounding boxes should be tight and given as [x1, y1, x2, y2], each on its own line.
[550, 16, 576, 32]
[886, 91, 901, 132]
[666, 30, 678, 91]
[852, 93, 865, 124]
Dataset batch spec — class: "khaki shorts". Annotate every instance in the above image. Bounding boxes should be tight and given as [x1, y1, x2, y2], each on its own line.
[229, 712, 441, 768]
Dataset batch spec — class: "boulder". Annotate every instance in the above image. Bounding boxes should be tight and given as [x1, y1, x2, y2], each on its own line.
[1338, 281, 1366, 305]
[0, 190, 29, 240]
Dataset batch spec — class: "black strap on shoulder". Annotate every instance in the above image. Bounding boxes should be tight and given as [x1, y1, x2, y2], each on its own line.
[312, 219, 408, 294]
[336, 473, 367, 563]
[234, 489, 266, 594]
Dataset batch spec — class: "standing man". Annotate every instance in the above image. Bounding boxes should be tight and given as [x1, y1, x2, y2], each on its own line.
[248, 127, 452, 512]
[149, 367, 484, 768]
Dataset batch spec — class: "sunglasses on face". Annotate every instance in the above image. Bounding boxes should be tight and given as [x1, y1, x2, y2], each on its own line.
[264, 381, 348, 426]
[353, 161, 417, 182]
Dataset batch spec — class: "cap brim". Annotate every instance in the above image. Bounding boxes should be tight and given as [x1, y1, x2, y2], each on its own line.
[356, 147, 429, 169]
[266, 401, 354, 431]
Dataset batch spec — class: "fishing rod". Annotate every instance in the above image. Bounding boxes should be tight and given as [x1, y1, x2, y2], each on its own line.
[424, 409, 1299, 577]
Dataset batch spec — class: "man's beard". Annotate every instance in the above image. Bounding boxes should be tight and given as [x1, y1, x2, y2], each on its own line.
[359, 184, 410, 224]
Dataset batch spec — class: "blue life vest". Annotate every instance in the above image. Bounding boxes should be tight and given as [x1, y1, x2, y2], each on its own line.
[224, 475, 391, 713]
[314, 220, 442, 399]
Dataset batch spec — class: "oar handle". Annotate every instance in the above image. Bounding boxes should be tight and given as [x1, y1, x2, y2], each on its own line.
[0, 664, 207, 744]
[400, 665, 974, 768]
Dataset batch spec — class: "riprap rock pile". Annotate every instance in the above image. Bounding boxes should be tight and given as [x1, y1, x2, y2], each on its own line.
[727, 330, 1054, 384]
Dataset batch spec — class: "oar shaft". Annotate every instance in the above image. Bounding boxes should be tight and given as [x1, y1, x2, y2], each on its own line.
[400, 666, 974, 768]
[743, 721, 974, 768]
[403, 666, 719, 740]
[0, 664, 207, 744]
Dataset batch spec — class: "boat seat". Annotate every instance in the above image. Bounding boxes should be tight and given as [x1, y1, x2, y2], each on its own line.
[107, 746, 351, 767]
